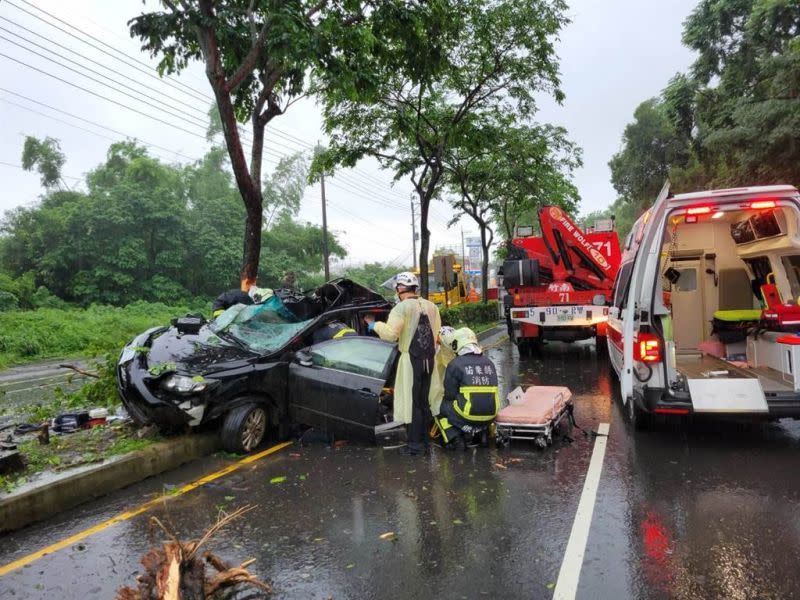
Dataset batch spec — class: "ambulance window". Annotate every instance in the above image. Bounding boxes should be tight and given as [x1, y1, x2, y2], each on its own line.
[674, 268, 697, 292]
[614, 261, 634, 308]
[781, 256, 800, 301]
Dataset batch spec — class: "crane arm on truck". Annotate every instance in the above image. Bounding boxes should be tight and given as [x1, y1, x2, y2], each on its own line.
[537, 206, 617, 290]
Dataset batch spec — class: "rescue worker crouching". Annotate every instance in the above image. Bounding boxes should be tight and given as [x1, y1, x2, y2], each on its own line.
[435, 327, 499, 450]
[365, 272, 441, 457]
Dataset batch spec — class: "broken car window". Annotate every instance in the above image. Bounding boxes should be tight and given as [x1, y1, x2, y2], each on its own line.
[211, 295, 311, 354]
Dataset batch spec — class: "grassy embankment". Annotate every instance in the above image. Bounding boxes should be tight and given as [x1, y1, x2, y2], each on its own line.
[0, 301, 207, 369]
[0, 302, 196, 493]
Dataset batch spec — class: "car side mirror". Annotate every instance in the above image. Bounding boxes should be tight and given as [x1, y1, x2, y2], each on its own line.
[295, 350, 313, 367]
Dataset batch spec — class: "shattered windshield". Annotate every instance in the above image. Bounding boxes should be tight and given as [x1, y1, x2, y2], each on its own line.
[210, 295, 311, 354]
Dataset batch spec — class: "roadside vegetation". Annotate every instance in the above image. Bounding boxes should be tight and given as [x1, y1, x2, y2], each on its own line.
[584, 0, 800, 239]
[0, 424, 156, 494]
[0, 301, 205, 369]
[440, 301, 500, 334]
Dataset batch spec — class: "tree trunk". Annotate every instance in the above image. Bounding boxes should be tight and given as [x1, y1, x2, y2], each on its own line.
[418, 192, 430, 299]
[416, 164, 443, 300]
[206, 72, 263, 290]
[480, 224, 490, 303]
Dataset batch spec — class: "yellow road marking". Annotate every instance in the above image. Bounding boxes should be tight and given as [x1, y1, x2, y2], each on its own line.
[0, 440, 293, 577]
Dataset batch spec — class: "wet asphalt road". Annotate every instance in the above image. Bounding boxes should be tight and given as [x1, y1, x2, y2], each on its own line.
[0, 360, 90, 423]
[2, 335, 800, 599]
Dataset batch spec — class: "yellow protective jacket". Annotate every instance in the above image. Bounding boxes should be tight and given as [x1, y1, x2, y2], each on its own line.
[374, 296, 441, 424]
[428, 343, 456, 416]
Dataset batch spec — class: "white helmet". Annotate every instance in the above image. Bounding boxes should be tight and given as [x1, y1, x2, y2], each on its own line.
[439, 326, 456, 349]
[394, 271, 419, 290]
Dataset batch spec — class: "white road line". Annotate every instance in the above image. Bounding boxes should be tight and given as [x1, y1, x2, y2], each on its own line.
[552, 422, 610, 600]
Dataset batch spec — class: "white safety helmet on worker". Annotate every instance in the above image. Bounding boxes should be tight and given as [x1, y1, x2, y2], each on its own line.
[394, 271, 419, 290]
[439, 326, 457, 350]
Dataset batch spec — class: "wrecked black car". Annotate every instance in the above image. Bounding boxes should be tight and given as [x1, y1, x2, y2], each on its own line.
[117, 279, 401, 453]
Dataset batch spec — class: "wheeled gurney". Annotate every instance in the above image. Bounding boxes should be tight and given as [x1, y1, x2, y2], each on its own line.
[495, 385, 573, 448]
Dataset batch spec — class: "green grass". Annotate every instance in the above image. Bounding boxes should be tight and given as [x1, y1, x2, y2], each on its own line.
[0, 301, 207, 369]
[0, 424, 157, 494]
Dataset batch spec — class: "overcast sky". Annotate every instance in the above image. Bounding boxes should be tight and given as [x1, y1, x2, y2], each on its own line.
[0, 0, 698, 265]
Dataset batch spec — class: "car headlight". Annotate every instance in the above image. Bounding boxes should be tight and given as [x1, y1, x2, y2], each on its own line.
[161, 374, 214, 394]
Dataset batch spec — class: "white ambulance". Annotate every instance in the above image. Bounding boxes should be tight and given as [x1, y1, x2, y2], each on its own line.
[608, 183, 800, 426]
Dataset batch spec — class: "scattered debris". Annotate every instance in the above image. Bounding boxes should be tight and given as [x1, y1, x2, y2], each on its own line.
[494, 462, 508, 470]
[379, 531, 397, 541]
[58, 363, 100, 379]
[0, 450, 24, 475]
[115, 505, 271, 600]
[269, 476, 286, 484]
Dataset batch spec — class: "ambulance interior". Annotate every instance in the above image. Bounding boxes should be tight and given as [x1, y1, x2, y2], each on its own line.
[658, 204, 800, 394]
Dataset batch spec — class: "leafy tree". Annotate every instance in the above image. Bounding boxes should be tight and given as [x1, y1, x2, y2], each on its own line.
[260, 215, 345, 289]
[263, 152, 308, 229]
[612, 0, 800, 198]
[1, 137, 345, 307]
[608, 99, 689, 212]
[130, 0, 374, 289]
[21, 136, 68, 190]
[491, 124, 581, 241]
[314, 0, 569, 297]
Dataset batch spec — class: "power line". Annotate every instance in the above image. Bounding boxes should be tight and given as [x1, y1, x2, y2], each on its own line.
[0, 24, 213, 124]
[0, 53, 208, 139]
[6, 0, 209, 104]
[0, 160, 81, 181]
[2, 6, 452, 232]
[0, 35, 210, 132]
[2, 5, 430, 213]
[0, 96, 199, 166]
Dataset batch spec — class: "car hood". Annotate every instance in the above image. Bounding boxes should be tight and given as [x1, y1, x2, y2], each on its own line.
[145, 325, 259, 376]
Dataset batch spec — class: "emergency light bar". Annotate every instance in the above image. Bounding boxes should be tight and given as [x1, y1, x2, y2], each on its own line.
[750, 200, 777, 209]
[685, 205, 713, 216]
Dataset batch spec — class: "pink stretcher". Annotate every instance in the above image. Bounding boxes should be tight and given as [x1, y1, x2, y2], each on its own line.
[495, 385, 573, 448]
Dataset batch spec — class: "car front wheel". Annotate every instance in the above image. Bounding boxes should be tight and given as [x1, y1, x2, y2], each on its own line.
[221, 404, 268, 453]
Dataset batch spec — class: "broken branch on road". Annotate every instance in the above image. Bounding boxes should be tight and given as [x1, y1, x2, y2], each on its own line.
[115, 505, 271, 599]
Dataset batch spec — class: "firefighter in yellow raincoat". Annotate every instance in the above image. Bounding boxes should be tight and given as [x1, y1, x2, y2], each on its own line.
[365, 272, 441, 456]
[428, 326, 457, 416]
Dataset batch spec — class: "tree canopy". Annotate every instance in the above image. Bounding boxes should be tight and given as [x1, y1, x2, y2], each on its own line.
[313, 0, 569, 297]
[1, 139, 343, 308]
[609, 0, 800, 232]
[129, 0, 376, 287]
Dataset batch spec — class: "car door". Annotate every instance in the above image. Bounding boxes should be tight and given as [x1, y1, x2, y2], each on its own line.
[287, 336, 398, 441]
[622, 180, 671, 402]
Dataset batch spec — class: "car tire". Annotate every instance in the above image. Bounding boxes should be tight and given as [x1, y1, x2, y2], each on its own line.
[221, 404, 268, 454]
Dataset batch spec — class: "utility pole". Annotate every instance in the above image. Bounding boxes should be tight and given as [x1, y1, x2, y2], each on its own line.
[321, 172, 330, 280]
[411, 196, 418, 270]
[461, 226, 467, 271]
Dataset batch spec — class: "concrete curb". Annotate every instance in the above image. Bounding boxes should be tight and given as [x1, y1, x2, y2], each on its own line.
[0, 432, 220, 533]
[477, 325, 505, 342]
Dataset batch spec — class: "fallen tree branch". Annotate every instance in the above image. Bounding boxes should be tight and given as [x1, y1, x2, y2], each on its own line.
[58, 364, 100, 379]
[115, 505, 270, 599]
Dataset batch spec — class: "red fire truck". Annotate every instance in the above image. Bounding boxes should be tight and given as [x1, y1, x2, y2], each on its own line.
[502, 206, 621, 353]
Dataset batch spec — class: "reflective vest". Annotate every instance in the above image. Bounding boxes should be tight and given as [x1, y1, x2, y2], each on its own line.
[443, 353, 500, 422]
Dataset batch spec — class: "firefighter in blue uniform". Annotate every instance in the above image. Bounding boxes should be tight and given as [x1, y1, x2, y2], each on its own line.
[435, 327, 499, 449]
